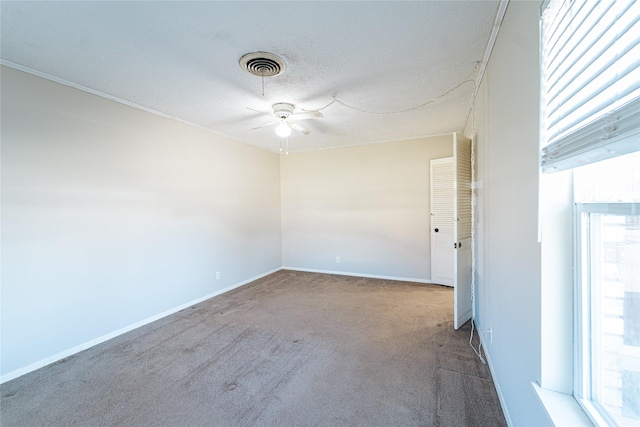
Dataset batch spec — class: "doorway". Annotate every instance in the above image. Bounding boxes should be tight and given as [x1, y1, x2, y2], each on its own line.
[430, 133, 473, 330]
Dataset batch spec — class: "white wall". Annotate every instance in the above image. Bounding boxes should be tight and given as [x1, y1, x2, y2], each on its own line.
[1, 66, 282, 379]
[468, 1, 551, 425]
[281, 136, 452, 281]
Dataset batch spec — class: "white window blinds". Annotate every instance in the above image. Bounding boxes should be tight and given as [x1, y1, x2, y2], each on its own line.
[541, 0, 640, 173]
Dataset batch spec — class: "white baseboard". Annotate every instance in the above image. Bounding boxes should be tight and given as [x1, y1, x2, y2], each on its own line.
[0, 267, 281, 384]
[282, 266, 434, 285]
[479, 329, 514, 427]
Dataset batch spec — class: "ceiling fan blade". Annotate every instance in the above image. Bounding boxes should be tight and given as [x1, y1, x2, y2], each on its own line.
[250, 121, 277, 131]
[246, 106, 266, 114]
[289, 121, 311, 135]
[291, 111, 323, 120]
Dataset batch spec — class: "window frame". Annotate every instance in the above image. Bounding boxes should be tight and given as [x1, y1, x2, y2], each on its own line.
[574, 202, 640, 426]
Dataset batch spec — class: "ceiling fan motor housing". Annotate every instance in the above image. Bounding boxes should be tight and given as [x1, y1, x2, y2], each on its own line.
[272, 102, 295, 120]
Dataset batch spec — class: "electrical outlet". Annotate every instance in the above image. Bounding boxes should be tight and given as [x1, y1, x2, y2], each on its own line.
[336, 256, 341, 263]
[216, 271, 221, 280]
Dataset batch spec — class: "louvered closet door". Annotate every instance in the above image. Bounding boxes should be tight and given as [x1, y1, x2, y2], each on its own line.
[430, 157, 454, 287]
[454, 133, 472, 330]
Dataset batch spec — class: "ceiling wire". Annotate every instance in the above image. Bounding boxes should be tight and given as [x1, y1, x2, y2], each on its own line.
[300, 62, 482, 116]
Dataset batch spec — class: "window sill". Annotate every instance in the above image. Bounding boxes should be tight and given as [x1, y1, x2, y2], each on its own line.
[532, 382, 594, 426]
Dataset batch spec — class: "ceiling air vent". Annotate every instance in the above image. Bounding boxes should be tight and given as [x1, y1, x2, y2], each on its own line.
[239, 52, 286, 77]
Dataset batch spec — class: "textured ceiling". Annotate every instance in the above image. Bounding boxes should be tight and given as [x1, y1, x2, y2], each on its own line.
[1, 1, 499, 153]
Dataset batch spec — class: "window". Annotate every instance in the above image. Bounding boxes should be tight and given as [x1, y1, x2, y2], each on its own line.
[540, 0, 640, 425]
[573, 153, 640, 426]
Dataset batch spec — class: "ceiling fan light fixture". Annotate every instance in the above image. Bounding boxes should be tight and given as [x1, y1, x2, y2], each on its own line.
[275, 122, 292, 137]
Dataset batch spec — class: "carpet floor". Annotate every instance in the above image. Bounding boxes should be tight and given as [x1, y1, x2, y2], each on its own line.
[1, 270, 506, 426]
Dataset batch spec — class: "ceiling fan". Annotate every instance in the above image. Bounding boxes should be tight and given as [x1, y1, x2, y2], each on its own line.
[249, 102, 323, 137]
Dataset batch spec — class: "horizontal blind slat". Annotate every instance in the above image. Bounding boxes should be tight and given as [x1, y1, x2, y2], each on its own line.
[548, 66, 640, 143]
[547, 11, 639, 107]
[546, 0, 611, 82]
[541, 0, 640, 173]
[545, 0, 594, 65]
[542, 98, 640, 172]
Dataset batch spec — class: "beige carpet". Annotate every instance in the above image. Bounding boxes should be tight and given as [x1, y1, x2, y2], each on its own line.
[0, 270, 506, 426]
